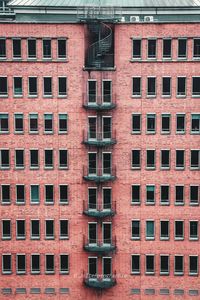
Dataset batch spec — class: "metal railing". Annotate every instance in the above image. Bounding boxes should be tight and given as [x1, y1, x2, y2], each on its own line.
[83, 130, 116, 143]
[83, 200, 116, 212]
[83, 165, 116, 178]
[83, 93, 116, 108]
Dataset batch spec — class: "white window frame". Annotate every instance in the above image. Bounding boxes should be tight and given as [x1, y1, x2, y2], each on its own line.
[174, 220, 184, 240]
[30, 219, 40, 240]
[160, 220, 169, 240]
[174, 255, 184, 275]
[59, 219, 69, 240]
[45, 219, 54, 239]
[60, 253, 69, 274]
[59, 184, 68, 204]
[45, 184, 54, 204]
[31, 253, 40, 274]
[16, 254, 26, 274]
[16, 219, 25, 240]
[1, 184, 10, 204]
[28, 76, 38, 98]
[189, 220, 198, 241]
[2, 253, 12, 274]
[2, 219, 11, 240]
[131, 219, 140, 240]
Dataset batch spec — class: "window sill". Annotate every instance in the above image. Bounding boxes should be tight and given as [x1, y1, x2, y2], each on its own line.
[131, 237, 140, 240]
[131, 271, 140, 275]
[0, 131, 9, 134]
[146, 131, 156, 135]
[174, 238, 184, 241]
[14, 95, 23, 98]
[59, 202, 69, 205]
[189, 273, 198, 276]
[30, 167, 39, 170]
[192, 95, 200, 98]
[160, 237, 169, 241]
[15, 202, 25, 205]
[160, 167, 170, 170]
[176, 95, 186, 98]
[130, 58, 142, 61]
[16, 271, 26, 275]
[160, 202, 170, 206]
[146, 237, 155, 240]
[27, 57, 37, 60]
[146, 167, 156, 170]
[60, 271, 69, 275]
[44, 131, 53, 135]
[131, 131, 141, 135]
[145, 202, 155, 206]
[175, 167, 185, 170]
[29, 131, 39, 134]
[45, 271, 55, 275]
[14, 131, 24, 134]
[189, 203, 199, 206]
[191, 131, 200, 135]
[58, 131, 68, 134]
[131, 167, 141, 170]
[174, 272, 183, 276]
[131, 202, 140, 205]
[16, 237, 26, 240]
[0, 57, 7, 60]
[13, 57, 22, 60]
[45, 202, 54, 205]
[45, 237, 55, 240]
[161, 131, 170, 135]
[131, 95, 141, 98]
[43, 95, 53, 98]
[31, 271, 40, 275]
[30, 202, 40, 205]
[160, 272, 169, 276]
[146, 95, 156, 98]
[2, 237, 11, 240]
[0, 95, 8, 98]
[176, 131, 185, 135]
[58, 95, 67, 98]
[162, 57, 172, 60]
[59, 237, 69, 240]
[2, 271, 12, 275]
[15, 167, 25, 170]
[162, 95, 171, 98]
[59, 167, 68, 170]
[44, 167, 54, 170]
[1, 202, 11, 205]
[189, 238, 198, 241]
[175, 202, 184, 206]
[190, 167, 200, 170]
[145, 272, 155, 275]
[28, 95, 38, 98]
[31, 237, 40, 240]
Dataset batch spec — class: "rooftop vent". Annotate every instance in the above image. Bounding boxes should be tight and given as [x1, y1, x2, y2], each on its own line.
[144, 16, 154, 22]
[130, 16, 140, 22]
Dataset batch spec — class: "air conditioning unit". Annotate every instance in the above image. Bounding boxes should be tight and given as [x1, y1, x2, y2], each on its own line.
[144, 16, 154, 22]
[130, 16, 140, 22]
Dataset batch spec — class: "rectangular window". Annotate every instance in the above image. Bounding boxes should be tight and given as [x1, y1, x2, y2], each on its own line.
[131, 220, 140, 239]
[132, 150, 140, 169]
[16, 254, 26, 274]
[13, 77, 22, 96]
[43, 39, 51, 59]
[30, 149, 39, 169]
[191, 114, 200, 134]
[15, 149, 24, 169]
[146, 150, 155, 169]
[175, 185, 184, 205]
[160, 255, 169, 274]
[178, 39, 187, 59]
[147, 114, 156, 133]
[102, 80, 112, 103]
[45, 185, 54, 204]
[0, 39, 6, 58]
[190, 150, 199, 169]
[30, 185, 39, 204]
[132, 185, 140, 204]
[132, 39, 141, 58]
[176, 114, 185, 134]
[132, 77, 141, 96]
[176, 150, 185, 169]
[45, 149, 53, 168]
[45, 220, 54, 239]
[58, 77, 67, 97]
[0, 149, 9, 168]
[16, 185, 25, 204]
[146, 185, 155, 204]
[174, 256, 183, 275]
[160, 185, 169, 204]
[60, 254, 69, 274]
[59, 149, 68, 168]
[189, 256, 198, 275]
[14, 113, 23, 133]
[162, 77, 171, 96]
[44, 113, 53, 133]
[43, 77, 52, 96]
[175, 221, 184, 240]
[59, 185, 68, 204]
[177, 77, 186, 96]
[161, 150, 170, 169]
[45, 254, 54, 274]
[29, 113, 38, 133]
[1, 185, 10, 204]
[60, 220, 69, 239]
[146, 220, 155, 239]
[31, 254, 40, 274]
[0, 77, 8, 96]
[13, 39, 21, 58]
[132, 114, 141, 133]
[148, 39, 156, 58]
[131, 255, 140, 274]
[192, 77, 200, 96]
[189, 221, 198, 240]
[2, 254, 11, 274]
[160, 221, 169, 240]
[163, 39, 171, 58]
[31, 220, 40, 239]
[28, 39, 36, 59]
[161, 114, 170, 133]
[147, 77, 156, 96]
[146, 255, 154, 274]
[88, 80, 96, 103]
[190, 186, 199, 205]
[0, 113, 8, 133]
[58, 39, 66, 59]
[59, 114, 67, 133]
[193, 39, 200, 58]
[2, 220, 11, 239]
[16, 220, 25, 239]
[28, 77, 37, 97]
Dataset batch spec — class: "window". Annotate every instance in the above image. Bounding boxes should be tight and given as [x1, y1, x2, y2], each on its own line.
[88, 80, 96, 103]
[175, 221, 184, 240]
[174, 256, 183, 275]
[13, 39, 21, 58]
[0, 113, 8, 133]
[163, 39, 171, 58]
[148, 39, 156, 58]
[28, 77, 37, 97]
[160, 185, 169, 204]
[160, 221, 169, 240]
[16, 254, 26, 274]
[132, 150, 140, 169]
[45, 255, 54, 274]
[27, 39, 36, 59]
[44, 113, 53, 133]
[31, 254, 40, 274]
[16, 220, 25, 239]
[176, 150, 185, 169]
[161, 114, 170, 133]
[1, 185, 10, 204]
[59, 114, 67, 133]
[13, 77, 22, 96]
[162, 77, 171, 96]
[191, 114, 200, 134]
[58, 77, 67, 97]
[43, 39, 51, 59]
[0, 149, 9, 168]
[146, 221, 154, 239]
[132, 114, 141, 133]
[30, 185, 39, 204]
[59, 185, 68, 204]
[146, 255, 154, 274]
[0, 39, 6, 58]
[45, 220, 54, 239]
[0, 77, 7, 96]
[189, 256, 198, 275]
[190, 186, 199, 205]
[131, 220, 140, 239]
[59, 149, 68, 168]
[31, 220, 40, 239]
[131, 185, 140, 204]
[146, 185, 155, 204]
[160, 255, 169, 275]
[192, 77, 200, 96]
[45, 185, 54, 204]
[132, 39, 141, 58]
[132, 77, 141, 96]
[2, 220, 11, 239]
[189, 221, 198, 240]
[29, 113, 38, 133]
[45, 149, 53, 168]
[147, 77, 156, 96]
[15, 149, 24, 169]
[14, 113, 23, 133]
[177, 77, 186, 96]
[176, 114, 185, 133]
[131, 255, 140, 274]
[193, 39, 200, 58]
[16, 185, 25, 204]
[60, 220, 69, 239]
[43, 77, 52, 96]
[102, 80, 112, 103]
[147, 114, 156, 133]
[175, 186, 184, 205]
[60, 254, 69, 274]
[146, 150, 155, 169]
[30, 149, 39, 169]
[178, 39, 187, 59]
[190, 150, 199, 169]
[161, 150, 170, 169]
[2, 254, 11, 274]
[58, 39, 66, 59]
